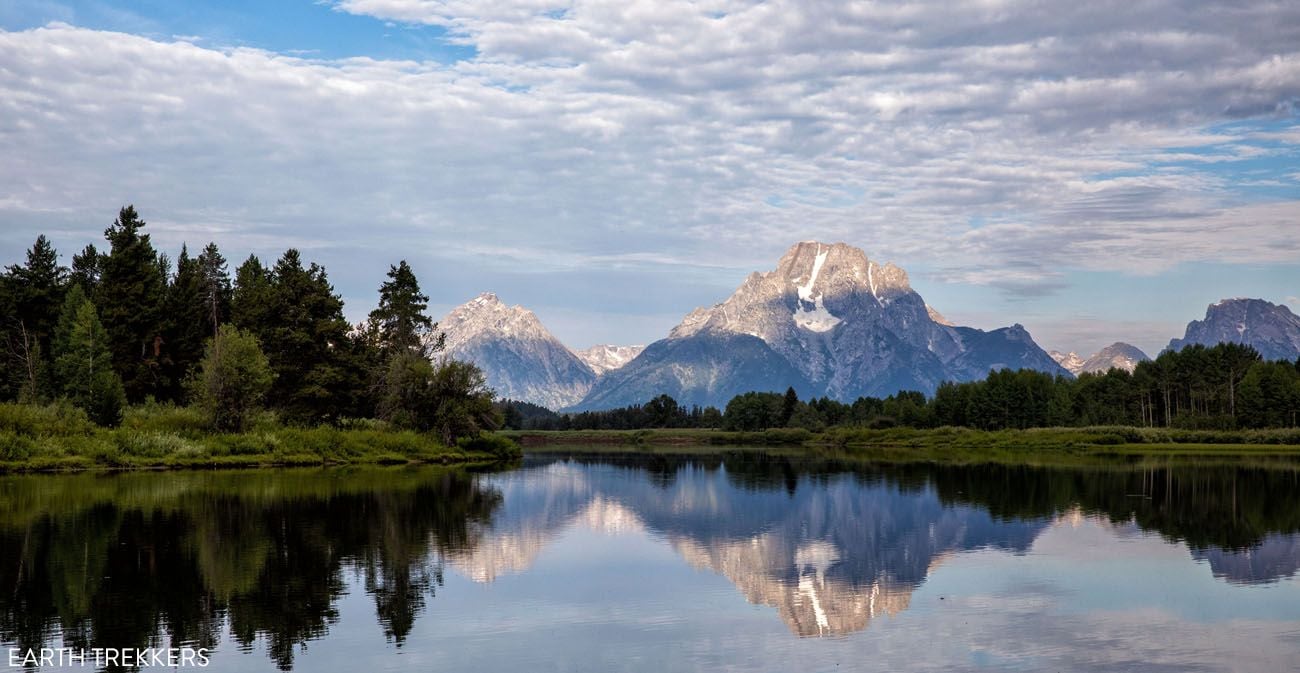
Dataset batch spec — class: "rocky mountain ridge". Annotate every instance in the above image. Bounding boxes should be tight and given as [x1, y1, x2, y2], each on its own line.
[1050, 342, 1149, 375]
[1167, 298, 1300, 362]
[575, 241, 1067, 409]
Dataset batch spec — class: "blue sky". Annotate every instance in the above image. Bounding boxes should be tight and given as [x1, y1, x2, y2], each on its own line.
[1, 0, 1298, 357]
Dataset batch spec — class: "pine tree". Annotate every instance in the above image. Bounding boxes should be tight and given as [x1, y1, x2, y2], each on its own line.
[70, 244, 103, 295]
[262, 249, 356, 424]
[5, 235, 68, 343]
[163, 245, 209, 401]
[2, 236, 67, 402]
[367, 261, 437, 355]
[50, 283, 87, 389]
[54, 298, 126, 427]
[197, 242, 231, 338]
[98, 206, 168, 402]
[780, 386, 799, 426]
[231, 254, 273, 335]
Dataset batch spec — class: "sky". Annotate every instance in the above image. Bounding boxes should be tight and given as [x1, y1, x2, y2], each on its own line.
[1, 0, 1298, 358]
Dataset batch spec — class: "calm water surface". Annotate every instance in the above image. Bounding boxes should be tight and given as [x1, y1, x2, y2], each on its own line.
[3, 454, 1300, 672]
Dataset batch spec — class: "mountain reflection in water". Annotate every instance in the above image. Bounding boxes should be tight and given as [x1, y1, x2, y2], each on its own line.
[2, 455, 1299, 671]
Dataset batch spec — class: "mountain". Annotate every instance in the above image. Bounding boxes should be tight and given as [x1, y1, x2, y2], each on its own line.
[1051, 342, 1149, 375]
[437, 292, 596, 409]
[1167, 298, 1300, 362]
[574, 241, 1066, 410]
[574, 344, 645, 375]
[1049, 350, 1087, 373]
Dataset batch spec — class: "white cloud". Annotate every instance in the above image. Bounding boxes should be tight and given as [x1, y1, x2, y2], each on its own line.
[1, 2, 1299, 333]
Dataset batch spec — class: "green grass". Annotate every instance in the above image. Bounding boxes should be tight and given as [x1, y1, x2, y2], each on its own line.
[501, 427, 813, 448]
[0, 402, 519, 473]
[501, 425, 1300, 467]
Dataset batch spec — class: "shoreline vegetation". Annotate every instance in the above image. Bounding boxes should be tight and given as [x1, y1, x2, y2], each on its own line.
[0, 402, 519, 473]
[505, 426, 1300, 467]
[1, 210, 522, 473]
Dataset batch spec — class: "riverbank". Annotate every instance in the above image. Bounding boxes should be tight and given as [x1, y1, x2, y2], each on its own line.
[0, 403, 519, 473]
[505, 425, 1300, 465]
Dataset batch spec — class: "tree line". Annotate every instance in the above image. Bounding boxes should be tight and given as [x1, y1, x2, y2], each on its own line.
[504, 342, 1300, 432]
[0, 206, 497, 441]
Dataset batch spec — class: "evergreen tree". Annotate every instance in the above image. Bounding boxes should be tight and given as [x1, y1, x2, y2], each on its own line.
[780, 386, 798, 426]
[367, 261, 438, 356]
[5, 235, 67, 345]
[197, 243, 232, 338]
[2, 236, 67, 402]
[1216, 342, 1262, 418]
[54, 298, 126, 427]
[98, 206, 168, 402]
[162, 245, 209, 401]
[231, 255, 274, 335]
[70, 244, 103, 295]
[1237, 361, 1300, 428]
[50, 284, 88, 392]
[262, 249, 356, 424]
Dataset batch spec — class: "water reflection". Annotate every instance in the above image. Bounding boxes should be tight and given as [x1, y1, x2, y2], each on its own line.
[1, 456, 1299, 670]
[465, 457, 1048, 636]
[0, 469, 500, 670]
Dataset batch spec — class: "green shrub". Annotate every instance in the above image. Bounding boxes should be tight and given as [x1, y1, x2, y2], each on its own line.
[762, 428, 813, 445]
[123, 403, 210, 435]
[116, 431, 203, 458]
[456, 433, 521, 459]
[0, 402, 95, 437]
[0, 431, 36, 461]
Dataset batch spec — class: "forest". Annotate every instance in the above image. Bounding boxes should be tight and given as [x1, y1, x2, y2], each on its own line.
[506, 343, 1300, 433]
[0, 206, 504, 453]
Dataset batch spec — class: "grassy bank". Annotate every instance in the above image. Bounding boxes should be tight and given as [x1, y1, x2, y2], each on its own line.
[0, 403, 519, 473]
[502, 427, 815, 450]
[504, 425, 1300, 465]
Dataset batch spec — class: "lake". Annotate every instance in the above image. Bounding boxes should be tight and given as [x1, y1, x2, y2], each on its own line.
[3, 453, 1300, 672]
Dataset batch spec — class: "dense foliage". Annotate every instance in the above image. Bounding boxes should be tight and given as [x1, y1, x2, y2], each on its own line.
[0, 206, 500, 440]
[503, 342, 1300, 432]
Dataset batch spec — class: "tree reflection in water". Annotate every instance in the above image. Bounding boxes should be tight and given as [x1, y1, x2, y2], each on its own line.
[2, 456, 1299, 669]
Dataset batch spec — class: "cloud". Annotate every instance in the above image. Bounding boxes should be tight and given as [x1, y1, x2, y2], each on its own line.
[0, 2, 1298, 330]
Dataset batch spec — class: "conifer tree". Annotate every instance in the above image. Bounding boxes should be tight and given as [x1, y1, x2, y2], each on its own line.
[262, 249, 355, 424]
[98, 206, 168, 402]
[2, 236, 67, 402]
[54, 298, 126, 427]
[231, 254, 273, 335]
[50, 283, 87, 392]
[70, 244, 103, 295]
[163, 245, 209, 400]
[367, 261, 438, 355]
[197, 242, 232, 338]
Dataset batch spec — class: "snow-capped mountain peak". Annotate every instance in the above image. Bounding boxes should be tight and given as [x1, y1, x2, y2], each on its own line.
[575, 241, 1065, 410]
[1049, 351, 1086, 373]
[1051, 343, 1149, 375]
[437, 293, 596, 410]
[575, 344, 646, 375]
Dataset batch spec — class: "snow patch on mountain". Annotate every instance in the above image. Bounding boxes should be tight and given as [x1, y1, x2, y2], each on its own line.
[792, 245, 843, 332]
[575, 344, 645, 375]
[574, 241, 1066, 409]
